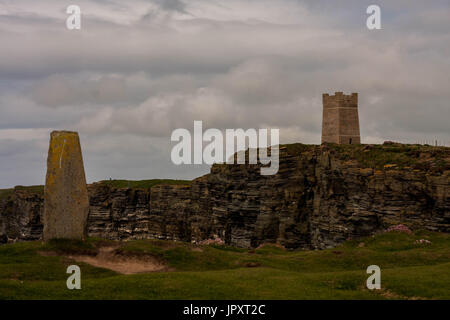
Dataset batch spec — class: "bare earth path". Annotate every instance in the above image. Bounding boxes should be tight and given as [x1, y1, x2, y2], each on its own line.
[43, 245, 168, 274]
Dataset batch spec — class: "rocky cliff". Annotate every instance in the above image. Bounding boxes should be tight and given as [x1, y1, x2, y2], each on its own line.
[1, 143, 449, 249]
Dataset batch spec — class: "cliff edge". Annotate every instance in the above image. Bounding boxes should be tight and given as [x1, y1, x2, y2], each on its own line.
[1, 142, 449, 249]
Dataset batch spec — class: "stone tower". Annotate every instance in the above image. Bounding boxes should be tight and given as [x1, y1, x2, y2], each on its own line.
[321, 92, 360, 144]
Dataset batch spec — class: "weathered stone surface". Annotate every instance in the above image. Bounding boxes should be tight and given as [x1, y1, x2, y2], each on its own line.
[42, 131, 89, 241]
[322, 92, 360, 144]
[1, 144, 449, 249]
[0, 188, 42, 243]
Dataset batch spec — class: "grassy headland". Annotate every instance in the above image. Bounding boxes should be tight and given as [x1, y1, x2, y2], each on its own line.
[0, 230, 449, 299]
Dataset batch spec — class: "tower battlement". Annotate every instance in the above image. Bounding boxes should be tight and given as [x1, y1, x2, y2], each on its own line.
[321, 92, 360, 144]
[322, 92, 358, 108]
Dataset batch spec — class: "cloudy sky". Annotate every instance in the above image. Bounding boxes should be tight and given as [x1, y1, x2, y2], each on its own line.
[0, 0, 449, 188]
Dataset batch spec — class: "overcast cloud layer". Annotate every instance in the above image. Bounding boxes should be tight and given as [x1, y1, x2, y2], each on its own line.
[0, 0, 449, 187]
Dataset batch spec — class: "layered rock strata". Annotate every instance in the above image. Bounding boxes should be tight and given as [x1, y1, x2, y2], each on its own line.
[1, 144, 448, 249]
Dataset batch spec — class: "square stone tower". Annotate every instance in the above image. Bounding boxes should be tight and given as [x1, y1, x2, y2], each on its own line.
[321, 92, 360, 144]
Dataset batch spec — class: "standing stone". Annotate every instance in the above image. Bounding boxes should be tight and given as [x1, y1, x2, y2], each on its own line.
[43, 131, 89, 241]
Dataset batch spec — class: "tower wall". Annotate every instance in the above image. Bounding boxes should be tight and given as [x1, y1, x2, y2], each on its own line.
[322, 92, 360, 144]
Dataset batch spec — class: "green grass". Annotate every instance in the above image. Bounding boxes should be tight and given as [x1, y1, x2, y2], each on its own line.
[282, 143, 315, 156]
[0, 230, 449, 299]
[0, 180, 192, 200]
[327, 143, 449, 172]
[0, 189, 13, 200]
[0, 185, 45, 200]
[0, 240, 117, 283]
[234, 142, 449, 172]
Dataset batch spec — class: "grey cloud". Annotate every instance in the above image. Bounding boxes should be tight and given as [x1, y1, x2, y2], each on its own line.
[0, 0, 449, 188]
[31, 74, 128, 107]
[154, 0, 187, 13]
[0, 139, 47, 187]
[28, 72, 207, 108]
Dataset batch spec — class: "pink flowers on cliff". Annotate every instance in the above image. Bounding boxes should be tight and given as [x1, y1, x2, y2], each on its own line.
[415, 239, 432, 245]
[198, 237, 225, 246]
[385, 224, 413, 234]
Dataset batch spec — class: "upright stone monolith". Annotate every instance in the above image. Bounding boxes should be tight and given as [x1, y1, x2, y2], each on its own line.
[43, 131, 89, 241]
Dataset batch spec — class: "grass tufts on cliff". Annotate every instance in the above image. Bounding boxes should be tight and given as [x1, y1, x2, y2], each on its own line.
[94, 179, 191, 189]
[272, 142, 449, 172]
[0, 185, 44, 200]
[0, 189, 13, 200]
[0, 180, 191, 200]
[326, 143, 449, 172]
[0, 230, 449, 299]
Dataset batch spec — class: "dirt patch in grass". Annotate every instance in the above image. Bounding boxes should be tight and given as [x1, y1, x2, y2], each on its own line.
[42, 244, 169, 275]
[377, 289, 429, 300]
